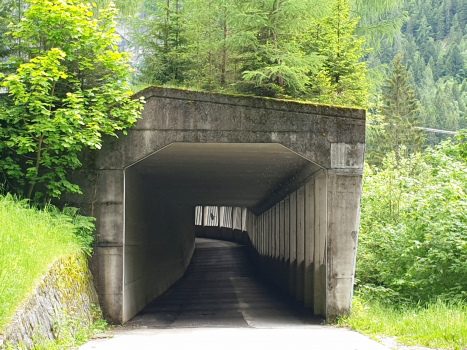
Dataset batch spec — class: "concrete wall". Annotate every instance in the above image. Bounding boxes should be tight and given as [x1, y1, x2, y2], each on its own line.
[244, 168, 362, 321]
[124, 169, 195, 322]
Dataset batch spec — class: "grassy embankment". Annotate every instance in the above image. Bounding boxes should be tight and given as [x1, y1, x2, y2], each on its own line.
[0, 194, 106, 349]
[338, 298, 467, 350]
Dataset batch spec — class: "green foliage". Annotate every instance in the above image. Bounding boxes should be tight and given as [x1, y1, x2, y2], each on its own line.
[0, 193, 95, 332]
[358, 139, 467, 303]
[0, 0, 143, 200]
[367, 54, 424, 165]
[338, 297, 467, 350]
[129, 0, 369, 106]
[367, 0, 467, 140]
[308, 0, 369, 107]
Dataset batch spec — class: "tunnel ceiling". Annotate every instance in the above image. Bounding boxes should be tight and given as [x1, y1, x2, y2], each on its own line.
[127, 143, 321, 208]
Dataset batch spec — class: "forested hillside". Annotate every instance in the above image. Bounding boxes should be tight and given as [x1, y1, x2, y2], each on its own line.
[368, 0, 467, 140]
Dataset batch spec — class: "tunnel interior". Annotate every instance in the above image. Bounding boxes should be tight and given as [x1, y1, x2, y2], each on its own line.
[123, 142, 321, 322]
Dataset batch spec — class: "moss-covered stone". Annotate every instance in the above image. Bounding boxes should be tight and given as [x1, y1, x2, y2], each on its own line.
[0, 253, 100, 349]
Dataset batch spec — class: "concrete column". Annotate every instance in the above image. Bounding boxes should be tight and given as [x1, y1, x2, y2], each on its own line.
[261, 214, 265, 256]
[219, 207, 225, 227]
[266, 209, 273, 258]
[242, 207, 248, 232]
[289, 191, 297, 297]
[270, 209, 275, 259]
[304, 180, 315, 308]
[93, 169, 124, 323]
[259, 214, 263, 255]
[279, 201, 285, 261]
[275, 205, 280, 259]
[284, 197, 290, 265]
[296, 186, 305, 302]
[203, 206, 209, 226]
[314, 171, 328, 316]
[326, 170, 362, 321]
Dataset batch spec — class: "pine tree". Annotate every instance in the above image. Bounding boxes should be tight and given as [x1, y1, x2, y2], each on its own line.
[131, 0, 193, 85]
[309, 0, 369, 107]
[379, 54, 424, 162]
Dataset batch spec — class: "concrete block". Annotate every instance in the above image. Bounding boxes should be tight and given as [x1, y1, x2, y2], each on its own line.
[94, 203, 123, 245]
[330, 143, 365, 169]
[97, 170, 124, 203]
[96, 246, 123, 298]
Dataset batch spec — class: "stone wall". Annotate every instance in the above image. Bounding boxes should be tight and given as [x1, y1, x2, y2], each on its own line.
[0, 253, 100, 349]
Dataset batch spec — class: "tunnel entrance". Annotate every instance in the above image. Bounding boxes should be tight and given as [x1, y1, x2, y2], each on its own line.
[68, 87, 365, 324]
[123, 142, 320, 323]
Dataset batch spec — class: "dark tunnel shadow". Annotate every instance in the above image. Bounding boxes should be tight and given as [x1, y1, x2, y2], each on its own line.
[126, 238, 324, 329]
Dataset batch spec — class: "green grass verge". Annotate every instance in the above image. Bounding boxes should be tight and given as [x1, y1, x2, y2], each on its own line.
[337, 297, 467, 350]
[0, 194, 92, 332]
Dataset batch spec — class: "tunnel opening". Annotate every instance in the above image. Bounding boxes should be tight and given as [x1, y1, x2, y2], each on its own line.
[123, 142, 322, 324]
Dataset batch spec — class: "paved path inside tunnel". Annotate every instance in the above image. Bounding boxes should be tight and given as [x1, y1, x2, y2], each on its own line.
[81, 238, 390, 350]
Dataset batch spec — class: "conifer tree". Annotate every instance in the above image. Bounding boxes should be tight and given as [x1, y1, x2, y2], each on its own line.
[378, 54, 424, 162]
[309, 0, 369, 107]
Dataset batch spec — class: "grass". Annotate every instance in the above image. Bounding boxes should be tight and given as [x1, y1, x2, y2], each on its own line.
[337, 297, 467, 350]
[0, 194, 85, 332]
[4, 312, 108, 350]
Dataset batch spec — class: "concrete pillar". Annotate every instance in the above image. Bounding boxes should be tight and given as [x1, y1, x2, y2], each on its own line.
[93, 169, 125, 323]
[304, 180, 315, 308]
[326, 169, 362, 321]
[259, 214, 263, 255]
[289, 192, 297, 297]
[279, 201, 285, 261]
[284, 197, 290, 263]
[275, 205, 280, 259]
[261, 214, 265, 256]
[267, 209, 272, 258]
[314, 171, 327, 316]
[296, 186, 305, 302]
[270, 209, 275, 259]
[242, 207, 248, 232]
[219, 207, 225, 227]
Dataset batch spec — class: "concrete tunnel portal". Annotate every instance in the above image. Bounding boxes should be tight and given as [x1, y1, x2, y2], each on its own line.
[66, 87, 366, 325]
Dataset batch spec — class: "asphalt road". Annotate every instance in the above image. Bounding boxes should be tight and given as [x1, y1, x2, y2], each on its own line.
[80, 238, 389, 350]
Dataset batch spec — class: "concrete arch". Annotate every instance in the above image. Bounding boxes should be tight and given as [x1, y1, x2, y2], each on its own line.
[64, 87, 366, 324]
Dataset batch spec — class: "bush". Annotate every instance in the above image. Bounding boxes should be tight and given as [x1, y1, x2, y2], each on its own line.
[357, 139, 467, 302]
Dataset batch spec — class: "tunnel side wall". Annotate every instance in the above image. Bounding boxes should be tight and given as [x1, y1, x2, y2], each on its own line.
[245, 168, 362, 321]
[124, 170, 195, 323]
[200, 168, 362, 321]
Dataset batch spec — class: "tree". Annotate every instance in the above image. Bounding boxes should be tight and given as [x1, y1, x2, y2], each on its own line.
[309, 0, 369, 107]
[0, 0, 143, 200]
[237, 0, 326, 97]
[131, 0, 194, 86]
[373, 54, 424, 163]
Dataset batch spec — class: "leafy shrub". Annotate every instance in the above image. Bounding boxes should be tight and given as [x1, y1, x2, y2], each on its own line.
[357, 139, 467, 303]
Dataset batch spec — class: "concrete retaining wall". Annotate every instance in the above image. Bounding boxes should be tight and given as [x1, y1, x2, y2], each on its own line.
[0, 254, 100, 349]
[123, 168, 195, 322]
